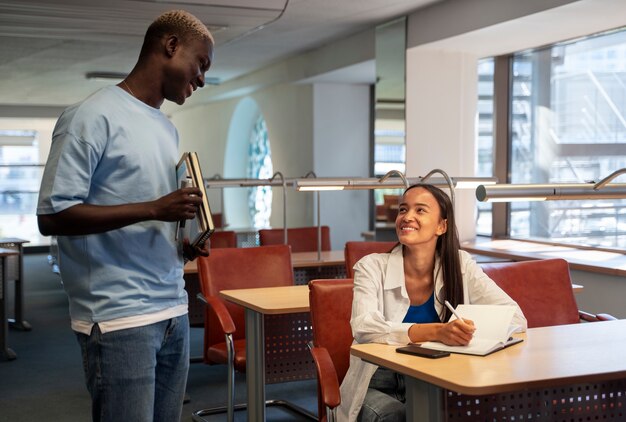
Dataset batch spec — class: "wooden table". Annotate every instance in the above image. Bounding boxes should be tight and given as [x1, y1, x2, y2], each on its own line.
[462, 238, 626, 277]
[290, 250, 344, 268]
[0, 247, 19, 361]
[220, 285, 315, 422]
[351, 319, 626, 421]
[0, 238, 30, 331]
[185, 249, 346, 276]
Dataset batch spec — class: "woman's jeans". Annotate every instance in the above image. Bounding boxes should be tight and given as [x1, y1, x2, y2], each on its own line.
[358, 366, 407, 421]
[75, 315, 190, 422]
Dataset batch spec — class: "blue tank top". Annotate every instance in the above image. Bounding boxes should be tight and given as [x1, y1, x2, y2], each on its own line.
[402, 292, 440, 323]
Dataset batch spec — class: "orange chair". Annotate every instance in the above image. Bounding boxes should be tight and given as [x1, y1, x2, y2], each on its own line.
[344, 241, 397, 278]
[258, 226, 331, 253]
[383, 194, 400, 222]
[186, 230, 237, 329]
[308, 279, 354, 422]
[192, 245, 296, 422]
[481, 258, 615, 328]
[212, 213, 223, 229]
[209, 230, 237, 248]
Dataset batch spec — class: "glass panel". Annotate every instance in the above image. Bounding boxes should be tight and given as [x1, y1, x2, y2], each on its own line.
[374, 17, 406, 239]
[246, 115, 273, 229]
[509, 29, 626, 249]
[476, 58, 495, 236]
[0, 130, 44, 244]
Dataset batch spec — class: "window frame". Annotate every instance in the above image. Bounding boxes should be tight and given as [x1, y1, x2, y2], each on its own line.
[487, 33, 626, 253]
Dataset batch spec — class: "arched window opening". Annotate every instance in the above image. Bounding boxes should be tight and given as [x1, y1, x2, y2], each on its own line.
[224, 97, 273, 231]
[247, 116, 273, 228]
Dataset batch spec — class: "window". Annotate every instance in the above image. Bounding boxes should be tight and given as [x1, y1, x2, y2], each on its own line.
[224, 98, 273, 230]
[374, 120, 406, 176]
[373, 120, 405, 216]
[0, 130, 43, 244]
[481, 27, 626, 250]
[247, 116, 273, 229]
[476, 58, 495, 236]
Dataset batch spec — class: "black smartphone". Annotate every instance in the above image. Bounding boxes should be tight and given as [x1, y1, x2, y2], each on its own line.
[396, 344, 450, 359]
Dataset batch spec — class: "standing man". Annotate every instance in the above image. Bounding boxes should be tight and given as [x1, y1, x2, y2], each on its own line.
[37, 10, 213, 422]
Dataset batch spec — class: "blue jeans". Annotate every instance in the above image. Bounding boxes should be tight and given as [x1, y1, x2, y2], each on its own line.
[76, 315, 190, 422]
[358, 367, 406, 422]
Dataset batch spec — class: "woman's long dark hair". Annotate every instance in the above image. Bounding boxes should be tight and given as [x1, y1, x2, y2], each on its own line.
[402, 183, 463, 322]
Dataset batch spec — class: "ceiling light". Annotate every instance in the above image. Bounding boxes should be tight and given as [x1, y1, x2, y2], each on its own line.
[476, 170, 626, 202]
[85, 72, 128, 81]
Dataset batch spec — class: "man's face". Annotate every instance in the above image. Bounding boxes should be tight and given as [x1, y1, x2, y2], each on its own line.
[164, 36, 213, 105]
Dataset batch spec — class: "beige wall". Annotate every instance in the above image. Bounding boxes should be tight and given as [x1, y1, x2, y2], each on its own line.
[170, 82, 314, 230]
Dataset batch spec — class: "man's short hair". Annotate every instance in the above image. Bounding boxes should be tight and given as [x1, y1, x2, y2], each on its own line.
[142, 10, 214, 55]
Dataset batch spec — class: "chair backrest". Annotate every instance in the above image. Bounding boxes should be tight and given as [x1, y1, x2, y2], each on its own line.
[309, 279, 354, 386]
[212, 213, 223, 229]
[383, 194, 401, 222]
[258, 226, 331, 253]
[210, 230, 237, 248]
[196, 245, 294, 362]
[481, 258, 580, 328]
[344, 241, 397, 278]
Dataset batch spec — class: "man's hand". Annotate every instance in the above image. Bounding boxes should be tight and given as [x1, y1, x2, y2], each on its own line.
[182, 238, 210, 262]
[153, 186, 203, 222]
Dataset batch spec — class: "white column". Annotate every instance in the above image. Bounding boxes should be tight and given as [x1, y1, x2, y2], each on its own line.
[405, 48, 479, 241]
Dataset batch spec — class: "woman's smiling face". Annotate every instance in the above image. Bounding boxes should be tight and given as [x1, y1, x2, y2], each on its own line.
[395, 187, 447, 248]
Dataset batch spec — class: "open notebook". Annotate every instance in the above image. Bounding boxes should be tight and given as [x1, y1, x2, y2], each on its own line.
[421, 304, 523, 356]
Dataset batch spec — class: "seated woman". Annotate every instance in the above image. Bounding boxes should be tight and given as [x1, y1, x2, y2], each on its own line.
[338, 184, 527, 421]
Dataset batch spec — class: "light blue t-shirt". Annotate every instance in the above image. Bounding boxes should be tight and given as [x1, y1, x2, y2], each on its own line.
[37, 86, 186, 323]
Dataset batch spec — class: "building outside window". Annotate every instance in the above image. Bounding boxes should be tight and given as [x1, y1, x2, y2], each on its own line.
[0, 129, 43, 244]
[481, 27, 626, 250]
[476, 58, 495, 236]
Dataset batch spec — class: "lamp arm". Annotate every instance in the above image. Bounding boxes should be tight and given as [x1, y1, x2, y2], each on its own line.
[301, 171, 322, 260]
[270, 171, 288, 244]
[421, 168, 455, 206]
[593, 168, 626, 190]
[379, 169, 409, 189]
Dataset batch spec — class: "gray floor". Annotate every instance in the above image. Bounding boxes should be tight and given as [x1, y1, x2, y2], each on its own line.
[0, 254, 318, 421]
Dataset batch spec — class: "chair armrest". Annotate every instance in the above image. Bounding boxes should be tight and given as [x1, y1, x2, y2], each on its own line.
[579, 310, 618, 322]
[196, 292, 236, 334]
[310, 346, 341, 409]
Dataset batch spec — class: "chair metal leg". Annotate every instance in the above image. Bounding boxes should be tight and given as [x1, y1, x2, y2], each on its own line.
[226, 333, 235, 422]
[326, 405, 337, 422]
[192, 401, 317, 421]
[192, 403, 247, 422]
[192, 334, 318, 422]
[192, 333, 238, 422]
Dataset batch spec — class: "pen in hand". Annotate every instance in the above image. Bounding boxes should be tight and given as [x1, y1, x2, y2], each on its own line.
[444, 300, 467, 323]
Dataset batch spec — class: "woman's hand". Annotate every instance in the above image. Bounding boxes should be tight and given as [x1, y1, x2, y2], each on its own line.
[436, 319, 476, 346]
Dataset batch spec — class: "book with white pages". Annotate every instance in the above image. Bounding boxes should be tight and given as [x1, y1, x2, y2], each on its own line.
[420, 304, 523, 356]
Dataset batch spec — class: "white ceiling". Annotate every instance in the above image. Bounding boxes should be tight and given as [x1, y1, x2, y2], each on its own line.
[0, 0, 439, 108]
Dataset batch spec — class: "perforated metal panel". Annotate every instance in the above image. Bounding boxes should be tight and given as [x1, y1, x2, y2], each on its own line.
[236, 231, 259, 248]
[184, 273, 204, 327]
[294, 265, 346, 285]
[445, 380, 626, 421]
[264, 312, 315, 384]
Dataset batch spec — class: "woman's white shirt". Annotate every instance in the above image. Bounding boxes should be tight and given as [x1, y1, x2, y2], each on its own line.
[337, 245, 527, 421]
